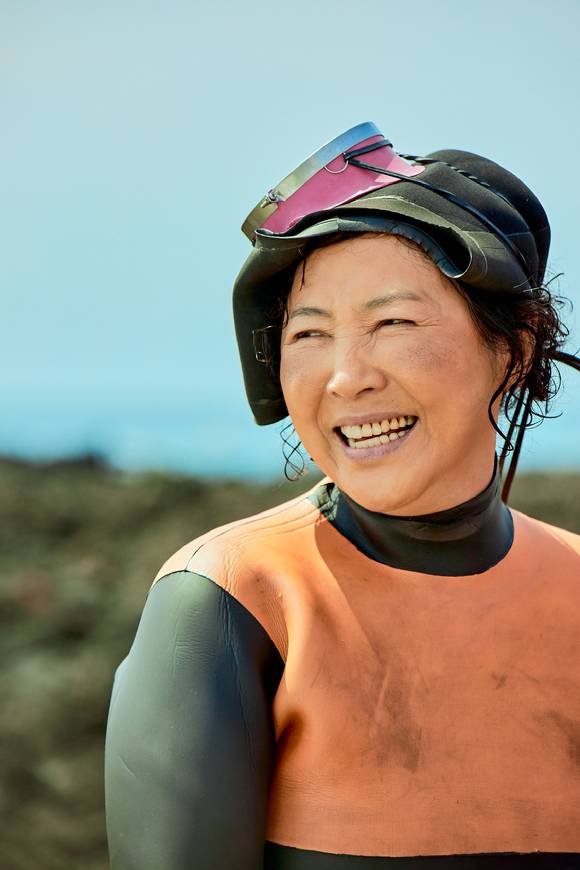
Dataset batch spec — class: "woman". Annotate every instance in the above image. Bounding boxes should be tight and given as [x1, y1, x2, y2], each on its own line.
[105, 124, 580, 869]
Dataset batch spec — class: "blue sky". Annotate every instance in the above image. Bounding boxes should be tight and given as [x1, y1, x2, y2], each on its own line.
[1, 0, 579, 478]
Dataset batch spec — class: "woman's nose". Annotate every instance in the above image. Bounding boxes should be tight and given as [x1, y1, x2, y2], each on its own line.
[326, 344, 388, 399]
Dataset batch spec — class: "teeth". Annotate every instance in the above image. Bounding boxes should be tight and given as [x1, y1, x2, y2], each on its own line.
[341, 415, 416, 448]
[346, 428, 414, 450]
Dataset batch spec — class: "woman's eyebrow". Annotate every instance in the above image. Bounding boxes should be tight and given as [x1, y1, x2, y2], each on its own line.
[287, 291, 424, 322]
[287, 305, 333, 321]
[359, 291, 423, 313]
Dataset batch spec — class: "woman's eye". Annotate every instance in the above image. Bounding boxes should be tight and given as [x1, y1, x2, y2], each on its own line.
[376, 318, 412, 329]
[294, 329, 324, 340]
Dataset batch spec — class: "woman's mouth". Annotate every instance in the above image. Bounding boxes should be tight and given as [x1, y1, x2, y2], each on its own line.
[338, 415, 417, 449]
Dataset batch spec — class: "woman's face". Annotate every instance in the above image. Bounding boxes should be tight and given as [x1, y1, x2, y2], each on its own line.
[280, 234, 506, 516]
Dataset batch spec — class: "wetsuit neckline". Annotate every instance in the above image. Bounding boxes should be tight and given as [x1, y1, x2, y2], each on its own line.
[310, 464, 514, 576]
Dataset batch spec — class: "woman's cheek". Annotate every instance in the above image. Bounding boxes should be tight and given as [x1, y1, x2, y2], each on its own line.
[280, 348, 326, 400]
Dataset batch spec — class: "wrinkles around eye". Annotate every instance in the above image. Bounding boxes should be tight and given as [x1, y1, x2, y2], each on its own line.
[286, 319, 416, 345]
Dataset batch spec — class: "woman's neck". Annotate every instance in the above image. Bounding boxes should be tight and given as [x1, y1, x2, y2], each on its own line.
[310, 464, 514, 576]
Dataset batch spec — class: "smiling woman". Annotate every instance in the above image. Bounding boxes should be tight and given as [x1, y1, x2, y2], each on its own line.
[279, 234, 504, 516]
[105, 125, 580, 869]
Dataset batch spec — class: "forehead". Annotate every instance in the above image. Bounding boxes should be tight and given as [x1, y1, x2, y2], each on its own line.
[287, 234, 451, 311]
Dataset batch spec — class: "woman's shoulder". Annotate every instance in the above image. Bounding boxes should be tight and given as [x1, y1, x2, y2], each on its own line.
[154, 480, 326, 582]
[510, 507, 580, 558]
[150, 479, 329, 655]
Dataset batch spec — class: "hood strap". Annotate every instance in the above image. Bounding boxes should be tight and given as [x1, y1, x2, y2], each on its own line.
[345, 154, 534, 288]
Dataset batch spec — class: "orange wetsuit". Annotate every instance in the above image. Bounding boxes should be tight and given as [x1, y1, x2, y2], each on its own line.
[105, 473, 580, 869]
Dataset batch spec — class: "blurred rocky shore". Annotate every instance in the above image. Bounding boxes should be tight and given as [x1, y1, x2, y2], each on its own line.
[1, 455, 579, 870]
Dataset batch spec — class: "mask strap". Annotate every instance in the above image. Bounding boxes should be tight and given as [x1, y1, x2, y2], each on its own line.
[398, 154, 516, 210]
[500, 393, 532, 503]
[500, 351, 580, 502]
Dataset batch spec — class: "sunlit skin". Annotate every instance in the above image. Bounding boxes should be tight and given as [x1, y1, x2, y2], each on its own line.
[280, 234, 507, 516]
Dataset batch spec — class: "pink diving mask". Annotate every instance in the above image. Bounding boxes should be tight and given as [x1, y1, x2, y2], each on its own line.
[241, 122, 425, 241]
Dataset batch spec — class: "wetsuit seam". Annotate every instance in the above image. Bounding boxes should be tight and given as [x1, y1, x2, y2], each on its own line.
[182, 493, 319, 570]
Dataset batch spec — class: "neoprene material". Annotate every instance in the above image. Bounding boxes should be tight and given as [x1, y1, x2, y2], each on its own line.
[264, 844, 580, 869]
[105, 571, 283, 870]
[105, 482, 580, 868]
[311, 468, 513, 576]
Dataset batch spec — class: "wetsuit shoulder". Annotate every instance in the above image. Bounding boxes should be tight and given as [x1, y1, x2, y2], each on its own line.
[105, 485, 327, 870]
[105, 568, 285, 870]
[510, 508, 580, 560]
[152, 482, 326, 657]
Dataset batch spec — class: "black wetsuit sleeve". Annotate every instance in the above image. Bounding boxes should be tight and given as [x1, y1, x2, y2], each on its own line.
[105, 570, 284, 870]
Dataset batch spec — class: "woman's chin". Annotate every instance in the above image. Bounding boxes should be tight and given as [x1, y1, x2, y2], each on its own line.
[325, 460, 425, 516]
[343, 485, 424, 517]
[324, 426, 429, 516]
